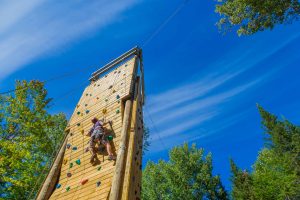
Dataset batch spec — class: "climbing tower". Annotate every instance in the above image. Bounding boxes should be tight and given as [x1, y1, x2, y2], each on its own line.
[36, 47, 145, 200]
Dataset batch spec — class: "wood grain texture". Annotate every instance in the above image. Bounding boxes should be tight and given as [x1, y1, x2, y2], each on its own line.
[46, 56, 144, 200]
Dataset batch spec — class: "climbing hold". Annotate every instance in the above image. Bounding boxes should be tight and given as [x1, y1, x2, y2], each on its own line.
[90, 94, 92, 96]
[67, 172, 72, 177]
[80, 179, 88, 185]
[102, 109, 107, 114]
[96, 97, 99, 100]
[77, 111, 80, 115]
[97, 166, 102, 171]
[107, 135, 113, 141]
[105, 98, 108, 102]
[70, 163, 73, 168]
[77, 123, 80, 126]
[75, 159, 81, 165]
[97, 84, 100, 87]
[116, 95, 120, 99]
[112, 90, 116, 93]
[56, 184, 61, 189]
[76, 104, 80, 108]
[81, 113, 83, 116]
[109, 85, 113, 89]
[86, 93, 88, 96]
[72, 146, 77, 151]
[86, 110, 90, 114]
[116, 109, 120, 114]
[63, 158, 68, 165]
[85, 104, 88, 107]
[96, 181, 101, 187]
[67, 144, 71, 149]
[125, 64, 128, 67]
[117, 100, 120, 104]
[66, 186, 70, 191]
[81, 130, 84, 135]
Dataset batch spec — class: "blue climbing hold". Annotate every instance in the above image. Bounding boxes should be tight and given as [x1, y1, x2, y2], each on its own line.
[72, 146, 77, 151]
[86, 110, 90, 114]
[96, 181, 101, 187]
[67, 144, 71, 149]
[116, 95, 120, 99]
[75, 159, 81, 165]
[56, 184, 61, 189]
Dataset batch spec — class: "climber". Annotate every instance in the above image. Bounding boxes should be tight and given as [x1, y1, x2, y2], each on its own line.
[87, 117, 116, 164]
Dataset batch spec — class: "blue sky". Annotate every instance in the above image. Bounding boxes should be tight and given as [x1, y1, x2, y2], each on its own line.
[1, 0, 300, 189]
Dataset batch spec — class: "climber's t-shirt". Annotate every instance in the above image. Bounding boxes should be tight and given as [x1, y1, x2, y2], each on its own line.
[89, 120, 104, 137]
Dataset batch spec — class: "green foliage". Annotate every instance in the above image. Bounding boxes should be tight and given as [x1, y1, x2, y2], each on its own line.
[142, 143, 228, 200]
[230, 106, 300, 200]
[215, 0, 300, 35]
[0, 80, 67, 200]
[230, 159, 255, 200]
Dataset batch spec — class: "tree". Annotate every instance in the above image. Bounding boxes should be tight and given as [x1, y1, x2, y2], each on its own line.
[142, 143, 228, 200]
[230, 106, 300, 200]
[0, 80, 67, 200]
[230, 159, 255, 200]
[215, 0, 300, 35]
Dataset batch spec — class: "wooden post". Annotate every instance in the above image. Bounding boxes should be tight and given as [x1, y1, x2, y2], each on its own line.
[122, 78, 140, 200]
[109, 99, 133, 200]
[36, 133, 69, 200]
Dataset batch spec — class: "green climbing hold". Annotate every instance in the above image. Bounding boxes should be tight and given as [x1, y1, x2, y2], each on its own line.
[70, 163, 73, 168]
[116, 109, 120, 114]
[75, 159, 81, 165]
[86, 93, 88, 96]
[107, 135, 113, 141]
[77, 111, 80, 115]
[77, 123, 80, 126]
[66, 186, 70, 191]
[97, 166, 102, 171]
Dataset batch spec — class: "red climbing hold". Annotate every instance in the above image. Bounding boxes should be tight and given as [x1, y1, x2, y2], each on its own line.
[80, 179, 88, 185]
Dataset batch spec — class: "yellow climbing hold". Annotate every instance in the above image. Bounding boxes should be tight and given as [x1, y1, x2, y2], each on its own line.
[81, 130, 84, 135]
[102, 109, 107, 114]
[63, 158, 68, 165]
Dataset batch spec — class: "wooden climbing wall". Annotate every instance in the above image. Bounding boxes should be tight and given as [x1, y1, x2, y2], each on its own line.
[48, 56, 139, 200]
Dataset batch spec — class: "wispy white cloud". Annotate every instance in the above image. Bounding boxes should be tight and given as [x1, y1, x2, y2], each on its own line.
[0, 0, 137, 80]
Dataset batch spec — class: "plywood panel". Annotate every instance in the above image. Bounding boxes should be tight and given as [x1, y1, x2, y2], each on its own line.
[49, 57, 139, 200]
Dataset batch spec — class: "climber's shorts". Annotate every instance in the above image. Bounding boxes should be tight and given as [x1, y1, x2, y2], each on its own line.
[89, 130, 108, 148]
